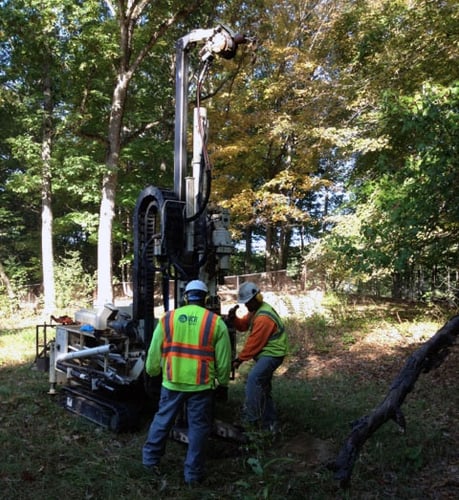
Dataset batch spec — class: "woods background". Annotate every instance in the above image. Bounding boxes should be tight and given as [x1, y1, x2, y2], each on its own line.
[1, 0, 458, 317]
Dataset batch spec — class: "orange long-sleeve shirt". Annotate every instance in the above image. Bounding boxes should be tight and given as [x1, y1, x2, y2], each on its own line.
[233, 311, 278, 361]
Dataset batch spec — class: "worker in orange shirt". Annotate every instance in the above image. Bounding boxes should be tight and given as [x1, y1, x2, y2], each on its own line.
[229, 282, 288, 431]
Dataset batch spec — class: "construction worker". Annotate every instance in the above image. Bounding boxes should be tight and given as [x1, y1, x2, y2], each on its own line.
[229, 281, 288, 431]
[142, 280, 231, 485]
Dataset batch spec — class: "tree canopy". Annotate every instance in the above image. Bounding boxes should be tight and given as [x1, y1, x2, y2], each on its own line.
[1, 0, 458, 309]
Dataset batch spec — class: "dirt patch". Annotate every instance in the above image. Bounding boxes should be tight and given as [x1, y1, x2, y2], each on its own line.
[279, 432, 336, 470]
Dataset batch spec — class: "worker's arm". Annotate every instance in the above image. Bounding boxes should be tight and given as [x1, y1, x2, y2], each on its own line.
[233, 312, 252, 332]
[214, 318, 232, 387]
[237, 314, 277, 361]
[145, 321, 164, 377]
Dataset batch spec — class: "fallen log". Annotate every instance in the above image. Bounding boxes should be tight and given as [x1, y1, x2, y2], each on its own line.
[330, 314, 459, 488]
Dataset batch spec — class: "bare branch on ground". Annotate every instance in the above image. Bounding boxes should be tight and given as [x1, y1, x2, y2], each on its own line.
[330, 315, 459, 487]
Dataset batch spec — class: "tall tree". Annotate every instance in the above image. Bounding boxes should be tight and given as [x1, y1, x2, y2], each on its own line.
[0, 0, 69, 314]
[305, 0, 459, 296]
[41, 57, 56, 315]
[211, 0, 343, 271]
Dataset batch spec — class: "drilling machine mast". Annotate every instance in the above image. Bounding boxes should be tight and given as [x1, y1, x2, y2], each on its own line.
[133, 25, 246, 348]
[36, 25, 249, 432]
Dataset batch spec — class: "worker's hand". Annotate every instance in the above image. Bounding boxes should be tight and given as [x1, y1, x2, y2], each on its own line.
[232, 358, 242, 370]
[228, 305, 239, 321]
[214, 385, 228, 402]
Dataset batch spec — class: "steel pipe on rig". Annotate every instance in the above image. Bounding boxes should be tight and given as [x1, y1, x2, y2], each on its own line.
[57, 344, 116, 362]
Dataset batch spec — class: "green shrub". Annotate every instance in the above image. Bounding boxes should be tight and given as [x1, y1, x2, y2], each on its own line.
[54, 251, 95, 309]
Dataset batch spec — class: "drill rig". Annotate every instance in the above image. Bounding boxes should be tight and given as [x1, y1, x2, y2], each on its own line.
[36, 25, 250, 434]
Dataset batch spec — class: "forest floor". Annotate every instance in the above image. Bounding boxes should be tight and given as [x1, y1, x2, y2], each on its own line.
[278, 295, 459, 499]
[1, 291, 458, 499]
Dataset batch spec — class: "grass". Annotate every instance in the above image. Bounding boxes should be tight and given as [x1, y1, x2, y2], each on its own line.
[1, 295, 458, 499]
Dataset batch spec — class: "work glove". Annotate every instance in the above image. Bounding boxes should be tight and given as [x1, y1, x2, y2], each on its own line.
[232, 358, 242, 370]
[214, 385, 228, 402]
[227, 305, 239, 321]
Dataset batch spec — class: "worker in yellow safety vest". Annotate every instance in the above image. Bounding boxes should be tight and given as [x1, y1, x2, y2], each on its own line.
[142, 280, 231, 485]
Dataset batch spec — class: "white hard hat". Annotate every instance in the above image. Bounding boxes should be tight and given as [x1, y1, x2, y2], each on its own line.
[238, 281, 260, 303]
[185, 280, 208, 297]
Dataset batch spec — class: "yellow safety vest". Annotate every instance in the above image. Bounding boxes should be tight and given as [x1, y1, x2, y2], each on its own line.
[161, 306, 218, 386]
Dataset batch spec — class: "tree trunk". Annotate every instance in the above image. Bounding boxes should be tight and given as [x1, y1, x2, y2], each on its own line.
[96, 75, 126, 306]
[41, 65, 56, 316]
[97, 171, 117, 306]
[244, 226, 253, 273]
[391, 271, 403, 299]
[265, 224, 274, 272]
[0, 261, 16, 310]
[279, 225, 292, 270]
[96, 1, 124, 307]
[330, 314, 459, 487]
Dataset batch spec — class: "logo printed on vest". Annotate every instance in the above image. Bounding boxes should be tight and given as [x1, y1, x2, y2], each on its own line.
[188, 315, 198, 325]
[177, 313, 199, 325]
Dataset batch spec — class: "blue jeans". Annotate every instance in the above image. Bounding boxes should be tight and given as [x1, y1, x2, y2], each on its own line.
[244, 355, 284, 428]
[142, 386, 213, 483]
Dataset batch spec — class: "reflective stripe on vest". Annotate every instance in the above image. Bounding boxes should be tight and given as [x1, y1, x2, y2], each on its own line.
[161, 309, 217, 385]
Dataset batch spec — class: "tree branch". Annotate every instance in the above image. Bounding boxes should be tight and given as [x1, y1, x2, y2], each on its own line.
[121, 119, 161, 146]
[129, 1, 202, 76]
[104, 0, 116, 17]
[330, 315, 459, 488]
